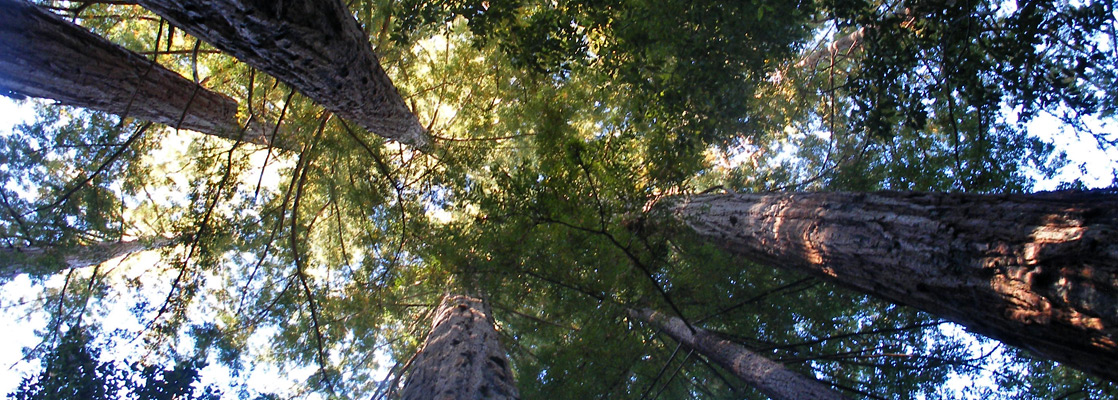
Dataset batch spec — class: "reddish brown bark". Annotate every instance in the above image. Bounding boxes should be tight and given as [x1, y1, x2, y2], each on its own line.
[133, 0, 430, 149]
[672, 190, 1118, 381]
[629, 307, 849, 400]
[400, 293, 519, 400]
[0, 0, 277, 147]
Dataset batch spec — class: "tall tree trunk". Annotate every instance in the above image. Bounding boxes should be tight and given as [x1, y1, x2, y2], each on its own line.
[133, 0, 431, 150]
[400, 292, 519, 400]
[629, 307, 849, 400]
[0, 0, 278, 148]
[670, 190, 1118, 381]
[0, 237, 175, 279]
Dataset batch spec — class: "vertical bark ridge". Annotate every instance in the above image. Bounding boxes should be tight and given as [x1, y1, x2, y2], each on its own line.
[0, 0, 278, 147]
[133, 0, 431, 150]
[400, 293, 519, 400]
[672, 190, 1118, 381]
[629, 307, 850, 400]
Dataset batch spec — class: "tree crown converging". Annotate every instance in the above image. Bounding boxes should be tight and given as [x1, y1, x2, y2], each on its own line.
[1, 0, 1116, 399]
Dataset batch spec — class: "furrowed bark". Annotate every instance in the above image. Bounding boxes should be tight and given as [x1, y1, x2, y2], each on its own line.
[0, 237, 175, 279]
[400, 292, 519, 400]
[133, 0, 431, 150]
[629, 307, 849, 400]
[671, 190, 1118, 381]
[0, 0, 278, 147]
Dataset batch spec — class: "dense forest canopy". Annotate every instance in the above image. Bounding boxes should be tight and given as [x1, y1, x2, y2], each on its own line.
[1, 0, 1117, 399]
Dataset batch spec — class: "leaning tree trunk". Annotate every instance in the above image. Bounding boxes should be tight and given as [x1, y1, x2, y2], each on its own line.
[0, 0, 278, 148]
[134, 0, 431, 150]
[670, 190, 1118, 381]
[0, 237, 175, 280]
[629, 307, 849, 400]
[400, 292, 519, 400]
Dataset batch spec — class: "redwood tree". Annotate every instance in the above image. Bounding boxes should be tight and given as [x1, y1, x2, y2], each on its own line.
[0, 0, 279, 147]
[670, 190, 1118, 381]
[1, 237, 175, 280]
[629, 307, 849, 400]
[132, 0, 430, 149]
[400, 292, 520, 400]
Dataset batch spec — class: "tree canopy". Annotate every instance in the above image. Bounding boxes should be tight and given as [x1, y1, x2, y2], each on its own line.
[1, 0, 1117, 399]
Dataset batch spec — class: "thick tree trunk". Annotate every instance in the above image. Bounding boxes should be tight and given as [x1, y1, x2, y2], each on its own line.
[629, 307, 849, 400]
[133, 0, 431, 150]
[0, 237, 175, 279]
[0, 0, 278, 148]
[671, 190, 1118, 381]
[400, 292, 519, 400]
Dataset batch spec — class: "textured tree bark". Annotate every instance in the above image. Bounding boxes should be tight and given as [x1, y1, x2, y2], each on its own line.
[133, 0, 430, 150]
[671, 190, 1118, 381]
[0, 0, 279, 148]
[0, 237, 175, 280]
[400, 292, 519, 400]
[629, 307, 849, 400]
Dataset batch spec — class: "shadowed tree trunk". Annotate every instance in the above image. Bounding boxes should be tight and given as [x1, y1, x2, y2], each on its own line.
[0, 0, 281, 148]
[400, 292, 519, 400]
[670, 190, 1118, 381]
[629, 307, 849, 400]
[0, 237, 175, 280]
[133, 0, 431, 150]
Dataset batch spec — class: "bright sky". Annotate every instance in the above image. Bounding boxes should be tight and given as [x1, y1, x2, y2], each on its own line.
[1027, 112, 1117, 190]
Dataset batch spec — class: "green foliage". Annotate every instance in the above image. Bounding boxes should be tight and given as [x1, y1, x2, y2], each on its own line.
[394, 0, 816, 151]
[991, 348, 1118, 399]
[9, 327, 221, 400]
[3, 0, 1117, 399]
[701, 0, 1118, 194]
[781, 0, 1112, 191]
[0, 106, 152, 248]
[11, 328, 120, 400]
[128, 358, 220, 400]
